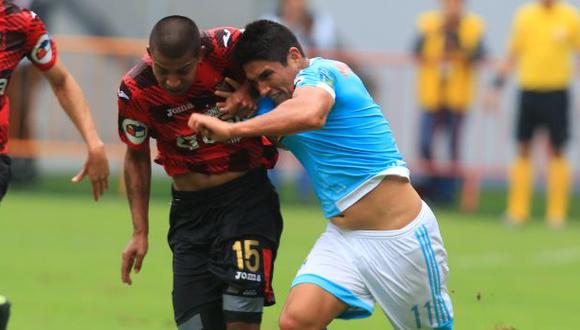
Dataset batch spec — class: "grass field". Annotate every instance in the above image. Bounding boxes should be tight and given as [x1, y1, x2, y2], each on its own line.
[1, 179, 580, 330]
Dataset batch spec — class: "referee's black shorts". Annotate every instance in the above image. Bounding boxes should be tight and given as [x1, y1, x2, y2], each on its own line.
[168, 168, 283, 327]
[517, 89, 570, 148]
[0, 154, 11, 202]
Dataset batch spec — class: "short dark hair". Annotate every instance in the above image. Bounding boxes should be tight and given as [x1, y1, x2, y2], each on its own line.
[233, 20, 305, 67]
[149, 15, 201, 58]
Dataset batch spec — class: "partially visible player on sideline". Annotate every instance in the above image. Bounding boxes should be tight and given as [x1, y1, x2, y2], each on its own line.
[0, 1, 109, 328]
[118, 16, 282, 330]
[0, 0, 109, 202]
[486, 0, 579, 227]
[413, 0, 485, 203]
[189, 20, 453, 330]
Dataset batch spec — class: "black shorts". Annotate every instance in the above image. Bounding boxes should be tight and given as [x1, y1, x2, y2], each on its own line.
[517, 89, 569, 147]
[168, 168, 283, 326]
[0, 154, 11, 201]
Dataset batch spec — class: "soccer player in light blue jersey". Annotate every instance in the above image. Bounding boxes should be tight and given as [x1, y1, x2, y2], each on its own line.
[189, 20, 453, 330]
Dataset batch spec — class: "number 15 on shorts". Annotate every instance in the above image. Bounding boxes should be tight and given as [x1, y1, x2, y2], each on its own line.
[232, 240, 260, 272]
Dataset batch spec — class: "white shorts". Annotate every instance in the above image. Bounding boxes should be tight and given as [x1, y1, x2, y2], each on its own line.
[292, 201, 453, 330]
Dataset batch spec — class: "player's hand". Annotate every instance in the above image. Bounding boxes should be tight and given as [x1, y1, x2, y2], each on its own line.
[215, 77, 257, 119]
[188, 113, 235, 142]
[483, 88, 501, 114]
[121, 233, 148, 285]
[71, 143, 109, 201]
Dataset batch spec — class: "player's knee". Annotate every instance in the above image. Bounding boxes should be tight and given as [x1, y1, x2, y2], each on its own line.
[223, 292, 263, 325]
[226, 321, 259, 330]
[177, 305, 226, 330]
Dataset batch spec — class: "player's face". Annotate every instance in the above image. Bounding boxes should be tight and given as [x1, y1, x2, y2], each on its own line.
[441, 0, 463, 19]
[243, 48, 303, 105]
[150, 50, 200, 96]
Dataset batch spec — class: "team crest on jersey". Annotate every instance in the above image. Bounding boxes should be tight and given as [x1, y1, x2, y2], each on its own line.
[122, 119, 148, 145]
[31, 33, 53, 65]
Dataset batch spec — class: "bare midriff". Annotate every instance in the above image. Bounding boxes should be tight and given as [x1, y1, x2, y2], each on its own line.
[331, 176, 423, 231]
[172, 170, 248, 191]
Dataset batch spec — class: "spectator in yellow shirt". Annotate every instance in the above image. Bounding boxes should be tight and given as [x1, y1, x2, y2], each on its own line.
[413, 0, 485, 203]
[488, 0, 579, 227]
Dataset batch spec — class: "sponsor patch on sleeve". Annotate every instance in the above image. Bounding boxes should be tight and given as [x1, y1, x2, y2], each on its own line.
[30, 33, 54, 65]
[122, 119, 148, 145]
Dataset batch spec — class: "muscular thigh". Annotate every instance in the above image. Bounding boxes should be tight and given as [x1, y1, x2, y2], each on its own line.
[168, 198, 224, 326]
[170, 174, 284, 326]
[539, 90, 569, 148]
[212, 187, 283, 324]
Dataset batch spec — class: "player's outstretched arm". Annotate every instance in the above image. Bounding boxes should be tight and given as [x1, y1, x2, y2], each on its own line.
[189, 86, 333, 141]
[43, 59, 109, 200]
[121, 147, 151, 285]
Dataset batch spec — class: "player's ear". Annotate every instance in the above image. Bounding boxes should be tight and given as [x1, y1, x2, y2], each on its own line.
[146, 47, 151, 57]
[287, 47, 302, 66]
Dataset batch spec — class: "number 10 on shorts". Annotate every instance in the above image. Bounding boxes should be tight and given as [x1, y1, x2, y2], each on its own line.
[232, 240, 260, 272]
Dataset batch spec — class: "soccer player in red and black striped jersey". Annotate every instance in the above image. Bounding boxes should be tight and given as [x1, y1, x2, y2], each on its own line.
[118, 16, 283, 329]
[0, 0, 109, 202]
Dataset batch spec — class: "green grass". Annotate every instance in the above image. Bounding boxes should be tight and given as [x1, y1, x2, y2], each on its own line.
[1, 184, 579, 329]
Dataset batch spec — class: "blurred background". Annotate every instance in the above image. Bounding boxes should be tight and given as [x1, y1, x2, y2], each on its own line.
[8, 0, 580, 207]
[2, 0, 580, 329]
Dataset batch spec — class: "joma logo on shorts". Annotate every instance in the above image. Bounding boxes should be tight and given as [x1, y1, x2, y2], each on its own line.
[234, 271, 262, 282]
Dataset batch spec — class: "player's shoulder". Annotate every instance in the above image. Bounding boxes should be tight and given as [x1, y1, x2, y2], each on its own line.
[201, 26, 242, 49]
[464, 12, 485, 31]
[557, 1, 580, 17]
[122, 56, 157, 91]
[120, 57, 157, 101]
[515, 2, 540, 20]
[2, 1, 28, 18]
[2, 2, 38, 28]
[417, 11, 441, 32]
[306, 57, 347, 74]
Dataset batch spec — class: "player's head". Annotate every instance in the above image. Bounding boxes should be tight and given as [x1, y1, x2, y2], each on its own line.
[148, 15, 202, 95]
[234, 20, 306, 104]
[539, 0, 556, 6]
[440, 0, 464, 20]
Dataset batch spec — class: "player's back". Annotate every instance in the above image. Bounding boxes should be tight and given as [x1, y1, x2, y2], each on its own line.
[279, 57, 408, 217]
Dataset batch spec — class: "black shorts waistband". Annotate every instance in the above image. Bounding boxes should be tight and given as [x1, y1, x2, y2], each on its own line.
[171, 168, 271, 203]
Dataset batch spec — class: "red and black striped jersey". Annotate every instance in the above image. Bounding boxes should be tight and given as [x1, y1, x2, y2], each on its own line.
[0, 0, 57, 153]
[118, 27, 278, 176]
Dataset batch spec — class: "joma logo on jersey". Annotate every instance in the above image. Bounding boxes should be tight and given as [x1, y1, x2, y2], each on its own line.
[166, 103, 194, 117]
[234, 271, 262, 282]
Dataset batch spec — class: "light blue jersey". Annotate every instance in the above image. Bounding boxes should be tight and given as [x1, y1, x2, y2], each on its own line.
[257, 57, 408, 218]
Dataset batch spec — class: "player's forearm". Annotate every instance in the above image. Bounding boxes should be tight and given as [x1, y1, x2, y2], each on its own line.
[49, 66, 104, 151]
[124, 149, 151, 235]
[232, 97, 325, 137]
[493, 54, 517, 89]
